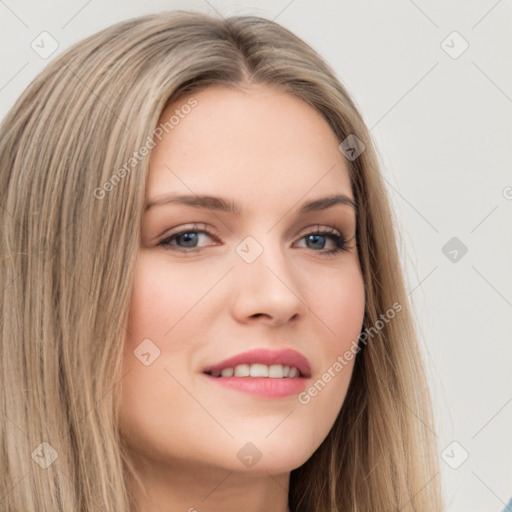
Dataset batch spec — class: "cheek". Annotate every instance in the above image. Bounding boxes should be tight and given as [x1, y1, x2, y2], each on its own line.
[312, 264, 366, 353]
[125, 252, 208, 343]
[126, 256, 167, 341]
[291, 264, 365, 438]
[119, 256, 199, 459]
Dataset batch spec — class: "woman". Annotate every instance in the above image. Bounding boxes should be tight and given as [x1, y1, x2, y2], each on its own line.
[0, 10, 444, 511]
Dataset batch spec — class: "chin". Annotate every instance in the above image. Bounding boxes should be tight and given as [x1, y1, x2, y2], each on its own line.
[218, 430, 323, 475]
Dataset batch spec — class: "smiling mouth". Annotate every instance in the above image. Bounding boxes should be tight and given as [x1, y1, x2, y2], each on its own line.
[204, 363, 303, 378]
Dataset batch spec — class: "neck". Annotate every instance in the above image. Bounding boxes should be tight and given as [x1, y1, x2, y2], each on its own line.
[127, 456, 292, 512]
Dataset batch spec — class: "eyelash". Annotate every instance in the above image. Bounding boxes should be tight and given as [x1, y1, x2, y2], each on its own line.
[158, 223, 351, 257]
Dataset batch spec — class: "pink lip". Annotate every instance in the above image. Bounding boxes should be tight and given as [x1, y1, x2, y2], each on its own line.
[201, 348, 311, 399]
[203, 374, 308, 398]
[202, 348, 311, 378]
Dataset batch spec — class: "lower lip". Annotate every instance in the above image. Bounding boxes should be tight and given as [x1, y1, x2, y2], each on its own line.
[202, 374, 308, 398]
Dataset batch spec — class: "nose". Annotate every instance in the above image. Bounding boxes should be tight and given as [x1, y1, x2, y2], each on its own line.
[230, 241, 306, 327]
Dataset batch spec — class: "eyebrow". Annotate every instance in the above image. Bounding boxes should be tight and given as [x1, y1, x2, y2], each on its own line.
[145, 193, 357, 215]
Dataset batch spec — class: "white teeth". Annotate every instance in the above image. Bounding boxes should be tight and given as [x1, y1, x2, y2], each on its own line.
[288, 367, 299, 378]
[209, 364, 302, 378]
[220, 367, 234, 377]
[268, 364, 284, 378]
[250, 363, 268, 377]
[234, 364, 250, 377]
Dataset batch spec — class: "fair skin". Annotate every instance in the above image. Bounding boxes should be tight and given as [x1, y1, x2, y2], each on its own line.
[118, 84, 365, 512]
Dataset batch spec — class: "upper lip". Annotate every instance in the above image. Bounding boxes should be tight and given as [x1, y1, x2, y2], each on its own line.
[202, 348, 311, 378]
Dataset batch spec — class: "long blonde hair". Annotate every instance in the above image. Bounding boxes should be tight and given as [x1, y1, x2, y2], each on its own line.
[0, 10, 443, 511]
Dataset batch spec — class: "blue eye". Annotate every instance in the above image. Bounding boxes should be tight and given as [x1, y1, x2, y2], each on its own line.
[158, 224, 351, 256]
[167, 231, 204, 248]
[297, 228, 349, 255]
[158, 223, 217, 252]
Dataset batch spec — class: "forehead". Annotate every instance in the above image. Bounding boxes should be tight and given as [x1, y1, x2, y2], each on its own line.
[147, 84, 353, 212]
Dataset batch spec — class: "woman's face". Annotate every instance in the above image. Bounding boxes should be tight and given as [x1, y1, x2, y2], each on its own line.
[119, 84, 365, 475]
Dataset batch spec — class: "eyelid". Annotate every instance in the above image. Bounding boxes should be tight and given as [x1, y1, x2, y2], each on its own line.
[295, 223, 354, 241]
[159, 222, 347, 241]
[161, 222, 213, 239]
[296, 223, 343, 236]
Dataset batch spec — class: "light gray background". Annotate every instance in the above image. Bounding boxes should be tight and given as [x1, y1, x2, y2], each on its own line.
[1, 1, 510, 510]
